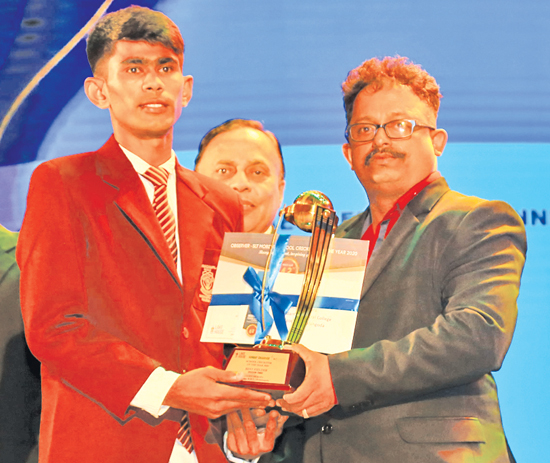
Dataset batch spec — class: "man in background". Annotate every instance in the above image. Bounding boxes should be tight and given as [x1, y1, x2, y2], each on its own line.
[17, 7, 274, 463]
[195, 119, 285, 233]
[0, 224, 40, 463]
[193, 119, 289, 461]
[267, 56, 525, 463]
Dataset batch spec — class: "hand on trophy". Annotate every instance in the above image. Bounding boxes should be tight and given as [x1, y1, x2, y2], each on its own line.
[163, 367, 274, 419]
[223, 191, 339, 399]
[226, 408, 288, 459]
[276, 344, 337, 418]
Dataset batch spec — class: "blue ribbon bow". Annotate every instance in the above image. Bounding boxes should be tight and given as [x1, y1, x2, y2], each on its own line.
[243, 266, 294, 343]
[209, 234, 360, 343]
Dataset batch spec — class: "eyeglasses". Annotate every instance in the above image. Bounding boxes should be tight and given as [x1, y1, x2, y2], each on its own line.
[346, 119, 435, 142]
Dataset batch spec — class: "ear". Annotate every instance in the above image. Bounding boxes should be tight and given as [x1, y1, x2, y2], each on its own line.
[181, 75, 194, 107]
[278, 178, 286, 199]
[342, 143, 354, 170]
[84, 77, 110, 110]
[431, 128, 448, 157]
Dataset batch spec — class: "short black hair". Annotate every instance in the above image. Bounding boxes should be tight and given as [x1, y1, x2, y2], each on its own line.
[86, 6, 184, 74]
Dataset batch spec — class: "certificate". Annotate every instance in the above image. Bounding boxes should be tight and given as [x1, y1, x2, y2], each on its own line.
[201, 232, 368, 354]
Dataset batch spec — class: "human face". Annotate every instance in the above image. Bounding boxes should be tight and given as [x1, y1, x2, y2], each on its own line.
[86, 40, 193, 143]
[196, 127, 285, 233]
[342, 83, 447, 199]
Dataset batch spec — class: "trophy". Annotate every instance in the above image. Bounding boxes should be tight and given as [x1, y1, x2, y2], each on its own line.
[224, 191, 339, 398]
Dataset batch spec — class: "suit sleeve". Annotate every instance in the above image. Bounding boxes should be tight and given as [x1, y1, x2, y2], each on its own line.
[17, 162, 159, 420]
[328, 200, 527, 410]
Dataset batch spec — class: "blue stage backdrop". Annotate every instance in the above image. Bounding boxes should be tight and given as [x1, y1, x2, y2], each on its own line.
[0, 1, 548, 460]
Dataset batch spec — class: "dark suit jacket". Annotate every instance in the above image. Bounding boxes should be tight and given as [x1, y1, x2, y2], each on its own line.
[0, 225, 40, 463]
[264, 178, 526, 463]
[16, 136, 242, 463]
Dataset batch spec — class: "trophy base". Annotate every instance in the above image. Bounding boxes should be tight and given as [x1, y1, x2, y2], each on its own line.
[225, 341, 305, 399]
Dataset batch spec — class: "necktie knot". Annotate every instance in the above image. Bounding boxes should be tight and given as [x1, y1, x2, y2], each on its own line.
[142, 166, 169, 188]
[140, 165, 178, 266]
[141, 165, 191, 452]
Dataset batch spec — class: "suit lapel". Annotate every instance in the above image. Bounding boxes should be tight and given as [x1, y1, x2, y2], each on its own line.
[339, 178, 450, 299]
[95, 136, 180, 285]
[175, 163, 215, 308]
[336, 209, 369, 240]
[360, 207, 419, 297]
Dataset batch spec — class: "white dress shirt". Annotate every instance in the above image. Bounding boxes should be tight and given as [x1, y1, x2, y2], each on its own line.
[121, 145, 255, 463]
[120, 145, 197, 463]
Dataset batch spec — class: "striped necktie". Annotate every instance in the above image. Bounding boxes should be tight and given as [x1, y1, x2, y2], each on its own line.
[141, 167, 178, 265]
[141, 166, 194, 453]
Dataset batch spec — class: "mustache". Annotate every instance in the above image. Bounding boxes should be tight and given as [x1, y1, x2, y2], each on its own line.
[365, 148, 405, 166]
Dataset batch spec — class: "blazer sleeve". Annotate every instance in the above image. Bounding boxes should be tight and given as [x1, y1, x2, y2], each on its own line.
[328, 200, 527, 410]
[17, 162, 159, 420]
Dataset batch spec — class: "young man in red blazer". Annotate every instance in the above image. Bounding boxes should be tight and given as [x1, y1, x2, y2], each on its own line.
[17, 7, 278, 463]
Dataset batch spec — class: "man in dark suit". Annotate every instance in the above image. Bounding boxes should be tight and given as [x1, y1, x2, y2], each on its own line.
[0, 225, 40, 463]
[16, 7, 274, 463]
[265, 57, 526, 462]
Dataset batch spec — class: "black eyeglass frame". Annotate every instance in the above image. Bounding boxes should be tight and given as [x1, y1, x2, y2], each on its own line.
[345, 119, 435, 142]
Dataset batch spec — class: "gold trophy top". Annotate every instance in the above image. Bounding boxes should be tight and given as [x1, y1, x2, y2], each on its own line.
[282, 190, 336, 232]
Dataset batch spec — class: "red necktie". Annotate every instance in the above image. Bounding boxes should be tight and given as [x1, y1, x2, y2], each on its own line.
[141, 166, 193, 453]
[141, 167, 178, 264]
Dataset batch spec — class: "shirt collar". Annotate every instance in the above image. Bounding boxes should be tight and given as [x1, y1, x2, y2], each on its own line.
[393, 171, 441, 214]
[362, 171, 441, 235]
[119, 144, 177, 176]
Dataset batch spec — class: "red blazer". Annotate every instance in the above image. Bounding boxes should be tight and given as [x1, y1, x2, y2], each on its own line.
[17, 136, 243, 463]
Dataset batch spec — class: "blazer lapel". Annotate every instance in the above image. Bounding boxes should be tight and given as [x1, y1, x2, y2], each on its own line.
[336, 209, 369, 240]
[360, 207, 419, 297]
[339, 178, 450, 299]
[175, 163, 215, 307]
[95, 136, 180, 285]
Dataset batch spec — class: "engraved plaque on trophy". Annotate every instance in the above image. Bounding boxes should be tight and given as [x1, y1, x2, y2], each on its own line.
[224, 191, 338, 398]
[223, 337, 306, 398]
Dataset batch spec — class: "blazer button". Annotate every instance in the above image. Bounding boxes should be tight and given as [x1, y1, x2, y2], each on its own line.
[182, 327, 190, 339]
[321, 424, 333, 434]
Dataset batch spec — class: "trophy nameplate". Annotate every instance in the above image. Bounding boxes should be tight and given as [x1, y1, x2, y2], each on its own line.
[225, 338, 305, 399]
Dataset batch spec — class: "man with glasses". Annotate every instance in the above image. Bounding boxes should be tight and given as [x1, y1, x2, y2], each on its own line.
[262, 56, 526, 463]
